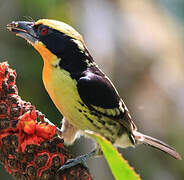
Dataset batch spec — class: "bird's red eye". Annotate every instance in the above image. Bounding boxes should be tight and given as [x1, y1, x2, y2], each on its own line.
[40, 27, 48, 35]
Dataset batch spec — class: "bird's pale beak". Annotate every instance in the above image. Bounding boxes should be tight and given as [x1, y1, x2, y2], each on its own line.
[7, 21, 38, 44]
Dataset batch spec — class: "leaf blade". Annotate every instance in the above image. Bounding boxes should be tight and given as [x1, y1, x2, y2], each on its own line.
[85, 130, 141, 180]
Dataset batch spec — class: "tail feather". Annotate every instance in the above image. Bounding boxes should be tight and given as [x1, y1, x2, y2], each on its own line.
[133, 131, 182, 160]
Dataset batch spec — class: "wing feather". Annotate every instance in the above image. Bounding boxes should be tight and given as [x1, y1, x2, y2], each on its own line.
[77, 71, 120, 109]
[77, 70, 136, 131]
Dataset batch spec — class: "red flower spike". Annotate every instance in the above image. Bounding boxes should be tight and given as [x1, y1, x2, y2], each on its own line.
[36, 123, 56, 139]
[18, 111, 37, 135]
[0, 62, 93, 180]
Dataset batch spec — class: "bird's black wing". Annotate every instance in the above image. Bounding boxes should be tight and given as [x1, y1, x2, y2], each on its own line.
[77, 69, 136, 131]
[77, 71, 120, 109]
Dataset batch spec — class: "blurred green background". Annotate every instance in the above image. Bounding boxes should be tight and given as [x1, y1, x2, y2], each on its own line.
[0, 0, 183, 179]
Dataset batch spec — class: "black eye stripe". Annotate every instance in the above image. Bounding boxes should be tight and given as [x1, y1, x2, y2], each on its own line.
[33, 24, 51, 36]
[33, 24, 71, 39]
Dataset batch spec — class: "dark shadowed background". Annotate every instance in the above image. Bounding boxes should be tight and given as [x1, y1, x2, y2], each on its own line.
[0, 0, 183, 179]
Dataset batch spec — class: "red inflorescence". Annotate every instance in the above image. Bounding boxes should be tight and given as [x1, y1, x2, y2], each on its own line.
[0, 62, 93, 180]
[0, 62, 68, 180]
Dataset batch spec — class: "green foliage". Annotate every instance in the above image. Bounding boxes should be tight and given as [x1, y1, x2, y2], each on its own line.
[86, 130, 141, 180]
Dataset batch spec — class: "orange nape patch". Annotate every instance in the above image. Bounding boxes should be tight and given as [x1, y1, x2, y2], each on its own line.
[33, 41, 57, 64]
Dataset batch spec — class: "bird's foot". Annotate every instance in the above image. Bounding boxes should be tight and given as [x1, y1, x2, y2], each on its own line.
[57, 149, 96, 172]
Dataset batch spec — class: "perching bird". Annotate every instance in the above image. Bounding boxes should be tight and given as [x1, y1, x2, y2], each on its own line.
[7, 19, 181, 164]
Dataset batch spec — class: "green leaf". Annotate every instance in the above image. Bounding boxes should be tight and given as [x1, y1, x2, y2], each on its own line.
[85, 130, 141, 180]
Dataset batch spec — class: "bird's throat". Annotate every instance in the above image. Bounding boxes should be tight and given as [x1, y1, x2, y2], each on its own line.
[33, 41, 59, 67]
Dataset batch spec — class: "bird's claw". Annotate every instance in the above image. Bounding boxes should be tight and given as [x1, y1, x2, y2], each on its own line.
[58, 156, 87, 172]
[57, 149, 96, 173]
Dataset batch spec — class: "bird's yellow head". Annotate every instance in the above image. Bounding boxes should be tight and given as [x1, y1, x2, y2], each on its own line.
[7, 19, 92, 75]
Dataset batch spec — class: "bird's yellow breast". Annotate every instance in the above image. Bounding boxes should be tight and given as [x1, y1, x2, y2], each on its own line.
[43, 63, 78, 112]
